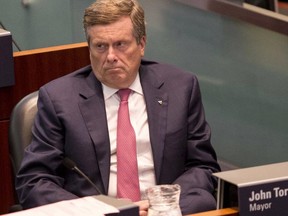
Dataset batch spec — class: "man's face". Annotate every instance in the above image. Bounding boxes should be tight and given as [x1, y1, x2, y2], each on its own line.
[87, 16, 146, 89]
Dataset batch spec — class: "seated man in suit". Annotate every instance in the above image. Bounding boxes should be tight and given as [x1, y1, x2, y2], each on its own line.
[16, 0, 221, 215]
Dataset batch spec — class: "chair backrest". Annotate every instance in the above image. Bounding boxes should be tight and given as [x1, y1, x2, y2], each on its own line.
[9, 91, 39, 176]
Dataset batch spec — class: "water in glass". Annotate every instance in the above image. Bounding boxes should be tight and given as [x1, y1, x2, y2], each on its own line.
[145, 184, 182, 216]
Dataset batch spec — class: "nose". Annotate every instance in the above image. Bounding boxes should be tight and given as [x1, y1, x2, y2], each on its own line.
[107, 47, 118, 64]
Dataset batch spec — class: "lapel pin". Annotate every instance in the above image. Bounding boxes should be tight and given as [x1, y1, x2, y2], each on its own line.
[158, 100, 163, 105]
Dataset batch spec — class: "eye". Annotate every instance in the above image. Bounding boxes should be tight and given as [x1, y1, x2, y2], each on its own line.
[94, 43, 107, 52]
[115, 41, 128, 50]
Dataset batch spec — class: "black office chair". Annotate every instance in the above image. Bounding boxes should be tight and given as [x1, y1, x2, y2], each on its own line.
[9, 91, 39, 212]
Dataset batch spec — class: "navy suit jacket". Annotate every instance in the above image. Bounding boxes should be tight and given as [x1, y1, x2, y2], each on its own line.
[16, 59, 220, 214]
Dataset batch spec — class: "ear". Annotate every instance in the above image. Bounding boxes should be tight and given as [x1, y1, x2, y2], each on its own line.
[139, 36, 146, 57]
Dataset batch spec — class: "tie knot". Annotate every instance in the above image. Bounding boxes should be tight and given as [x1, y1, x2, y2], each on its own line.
[118, 89, 131, 102]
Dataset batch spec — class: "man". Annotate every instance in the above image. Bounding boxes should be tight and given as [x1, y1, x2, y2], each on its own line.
[16, 0, 221, 215]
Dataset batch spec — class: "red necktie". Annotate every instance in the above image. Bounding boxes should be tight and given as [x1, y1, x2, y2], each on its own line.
[116, 89, 141, 201]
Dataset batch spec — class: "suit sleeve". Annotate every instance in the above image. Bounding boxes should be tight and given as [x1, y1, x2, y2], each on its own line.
[174, 76, 221, 214]
[15, 87, 78, 209]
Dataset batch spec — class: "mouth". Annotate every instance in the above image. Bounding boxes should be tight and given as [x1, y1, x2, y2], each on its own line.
[105, 67, 123, 73]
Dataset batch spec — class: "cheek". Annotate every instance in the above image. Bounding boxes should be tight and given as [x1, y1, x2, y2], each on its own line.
[90, 52, 104, 78]
[128, 50, 143, 67]
[125, 47, 141, 60]
[90, 51, 105, 68]
[90, 51, 100, 63]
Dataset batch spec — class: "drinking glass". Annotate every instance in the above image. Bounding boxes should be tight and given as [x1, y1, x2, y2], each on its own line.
[145, 184, 182, 216]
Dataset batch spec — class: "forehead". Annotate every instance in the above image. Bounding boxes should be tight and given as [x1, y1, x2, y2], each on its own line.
[87, 17, 134, 41]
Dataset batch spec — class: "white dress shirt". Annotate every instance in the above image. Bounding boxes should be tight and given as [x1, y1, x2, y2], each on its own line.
[102, 73, 156, 199]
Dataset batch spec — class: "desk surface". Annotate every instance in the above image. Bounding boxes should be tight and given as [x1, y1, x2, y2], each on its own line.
[187, 207, 239, 216]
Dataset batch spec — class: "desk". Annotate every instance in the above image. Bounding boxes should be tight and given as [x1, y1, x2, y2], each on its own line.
[187, 207, 239, 216]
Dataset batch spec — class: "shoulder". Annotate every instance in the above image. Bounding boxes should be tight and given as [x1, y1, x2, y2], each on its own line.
[140, 59, 198, 82]
[40, 65, 93, 92]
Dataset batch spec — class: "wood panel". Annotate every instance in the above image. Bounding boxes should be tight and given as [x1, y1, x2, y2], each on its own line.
[0, 121, 14, 213]
[0, 42, 90, 120]
[0, 42, 90, 214]
[188, 207, 239, 216]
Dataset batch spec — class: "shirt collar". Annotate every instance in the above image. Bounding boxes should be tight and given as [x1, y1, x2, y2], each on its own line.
[102, 72, 143, 100]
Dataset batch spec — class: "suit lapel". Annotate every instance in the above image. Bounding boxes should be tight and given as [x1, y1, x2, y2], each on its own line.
[140, 63, 168, 183]
[78, 72, 110, 193]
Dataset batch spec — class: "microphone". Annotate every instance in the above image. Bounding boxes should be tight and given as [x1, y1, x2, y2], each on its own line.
[62, 157, 139, 216]
[62, 157, 102, 195]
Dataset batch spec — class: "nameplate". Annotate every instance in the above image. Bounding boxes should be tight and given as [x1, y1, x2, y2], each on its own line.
[214, 162, 288, 216]
[0, 28, 14, 88]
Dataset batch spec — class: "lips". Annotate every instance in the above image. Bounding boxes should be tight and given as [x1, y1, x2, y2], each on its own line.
[105, 67, 123, 73]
